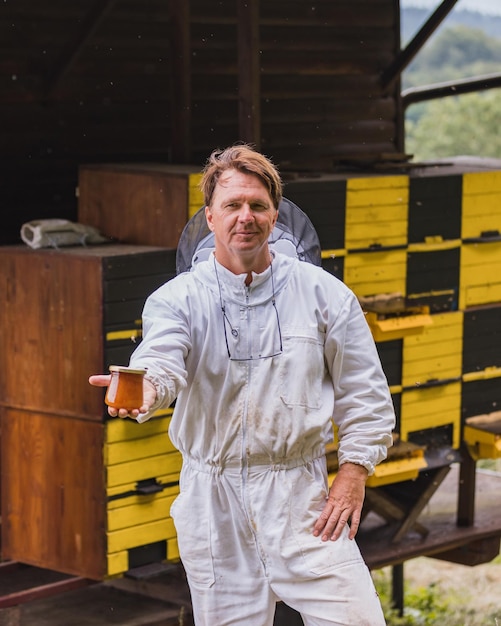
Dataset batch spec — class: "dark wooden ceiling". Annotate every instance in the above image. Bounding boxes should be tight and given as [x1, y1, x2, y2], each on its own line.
[1, 0, 405, 244]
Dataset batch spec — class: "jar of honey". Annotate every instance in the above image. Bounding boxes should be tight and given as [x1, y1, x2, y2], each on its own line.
[105, 366, 147, 410]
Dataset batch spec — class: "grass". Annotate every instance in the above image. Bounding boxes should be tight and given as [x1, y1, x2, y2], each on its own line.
[373, 568, 501, 626]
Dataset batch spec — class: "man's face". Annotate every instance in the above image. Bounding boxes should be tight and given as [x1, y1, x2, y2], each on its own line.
[205, 169, 278, 270]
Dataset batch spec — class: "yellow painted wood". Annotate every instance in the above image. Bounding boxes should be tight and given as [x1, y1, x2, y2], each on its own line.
[189, 173, 204, 218]
[463, 171, 501, 195]
[365, 454, 427, 487]
[321, 248, 347, 259]
[107, 550, 129, 577]
[346, 214, 408, 249]
[462, 194, 501, 215]
[401, 382, 461, 420]
[462, 195, 501, 239]
[462, 367, 501, 383]
[106, 532, 180, 576]
[105, 434, 175, 466]
[107, 517, 176, 553]
[460, 242, 501, 308]
[107, 472, 180, 498]
[402, 312, 463, 385]
[461, 242, 501, 280]
[461, 284, 501, 310]
[346, 204, 407, 226]
[106, 452, 183, 488]
[346, 175, 409, 193]
[464, 415, 501, 460]
[106, 415, 171, 444]
[365, 311, 432, 343]
[403, 356, 461, 386]
[407, 240, 461, 252]
[344, 250, 407, 297]
[167, 538, 180, 561]
[107, 495, 174, 532]
[106, 329, 142, 342]
[400, 382, 461, 449]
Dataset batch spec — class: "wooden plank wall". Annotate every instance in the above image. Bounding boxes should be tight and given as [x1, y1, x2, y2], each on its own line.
[0, 0, 401, 244]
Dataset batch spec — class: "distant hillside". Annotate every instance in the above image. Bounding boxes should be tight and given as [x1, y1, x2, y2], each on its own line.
[401, 7, 501, 44]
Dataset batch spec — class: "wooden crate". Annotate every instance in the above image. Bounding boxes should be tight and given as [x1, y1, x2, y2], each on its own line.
[78, 163, 204, 248]
[1, 408, 106, 579]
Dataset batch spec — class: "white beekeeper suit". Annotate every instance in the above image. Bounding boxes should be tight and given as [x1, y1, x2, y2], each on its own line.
[129, 229, 395, 624]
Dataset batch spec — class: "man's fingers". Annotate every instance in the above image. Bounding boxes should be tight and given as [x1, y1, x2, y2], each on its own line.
[88, 374, 111, 387]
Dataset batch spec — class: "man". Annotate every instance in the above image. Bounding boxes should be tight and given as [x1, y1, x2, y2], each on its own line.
[90, 144, 395, 625]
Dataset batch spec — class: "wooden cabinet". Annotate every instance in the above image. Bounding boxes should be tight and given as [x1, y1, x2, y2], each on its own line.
[0, 244, 180, 579]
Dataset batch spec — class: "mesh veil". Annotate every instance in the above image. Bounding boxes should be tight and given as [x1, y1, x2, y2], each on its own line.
[176, 197, 322, 274]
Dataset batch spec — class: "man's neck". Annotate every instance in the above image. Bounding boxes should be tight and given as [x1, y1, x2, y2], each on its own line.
[215, 250, 272, 285]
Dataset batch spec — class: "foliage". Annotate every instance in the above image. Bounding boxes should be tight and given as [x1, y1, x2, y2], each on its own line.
[403, 23, 501, 161]
[403, 26, 501, 89]
[373, 569, 501, 626]
[405, 90, 501, 161]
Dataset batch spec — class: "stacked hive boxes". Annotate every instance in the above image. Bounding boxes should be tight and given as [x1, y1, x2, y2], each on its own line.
[105, 408, 182, 576]
[460, 171, 501, 459]
[285, 165, 501, 472]
[0, 244, 181, 579]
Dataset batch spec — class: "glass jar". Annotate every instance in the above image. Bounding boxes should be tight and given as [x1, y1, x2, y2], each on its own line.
[105, 365, 147, 411]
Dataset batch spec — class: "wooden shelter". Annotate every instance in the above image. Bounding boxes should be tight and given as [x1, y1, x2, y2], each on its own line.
[2, 0, 501, 619]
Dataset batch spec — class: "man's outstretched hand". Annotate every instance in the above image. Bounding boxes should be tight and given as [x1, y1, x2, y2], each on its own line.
[88, 374, 157, 419]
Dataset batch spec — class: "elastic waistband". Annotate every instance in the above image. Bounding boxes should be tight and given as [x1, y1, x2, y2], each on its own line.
[184, 450, 325, 475]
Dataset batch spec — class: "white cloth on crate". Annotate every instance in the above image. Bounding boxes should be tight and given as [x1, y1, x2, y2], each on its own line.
[129, 250, 394, 624]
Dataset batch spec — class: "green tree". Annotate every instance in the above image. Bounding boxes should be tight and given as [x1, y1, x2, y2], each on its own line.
[405, 90, 501, 161]
[403, 26, 501, 90]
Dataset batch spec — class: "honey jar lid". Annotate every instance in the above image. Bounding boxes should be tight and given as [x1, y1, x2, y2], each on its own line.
[109, 365, 147, 375]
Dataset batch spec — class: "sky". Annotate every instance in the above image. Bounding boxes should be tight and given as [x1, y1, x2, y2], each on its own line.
[400, 0, 501, 16]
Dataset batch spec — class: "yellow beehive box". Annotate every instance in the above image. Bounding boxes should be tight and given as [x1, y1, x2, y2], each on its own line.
[345, 176, 409, 249]
[104, 412, 182, 576]
[460, 241, 501, 309]
[402, 311, 463, 387]
[463, 412, 501, 461]
[400, 381, 461, 449]
[344, 249, 407, 298]
[462, 171, 501, 239]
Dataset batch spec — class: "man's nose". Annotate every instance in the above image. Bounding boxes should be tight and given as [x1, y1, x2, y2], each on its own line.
[238, 203, 254, 221]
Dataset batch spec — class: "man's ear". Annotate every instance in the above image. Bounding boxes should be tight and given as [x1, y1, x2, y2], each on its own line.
[205, 206, 215, 232]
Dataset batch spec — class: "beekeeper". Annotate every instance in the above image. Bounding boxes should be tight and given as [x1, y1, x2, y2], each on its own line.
[90, 144, 395, 625]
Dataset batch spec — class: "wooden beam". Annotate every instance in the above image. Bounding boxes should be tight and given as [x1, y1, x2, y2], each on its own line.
[237, 0, 260, 147]
[43, 0, 118, 99]
[457, 444, 477, 527]
[170, 0, 192, 162]
[381, 0, 459, 93]
[402, 72, 501, 109]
